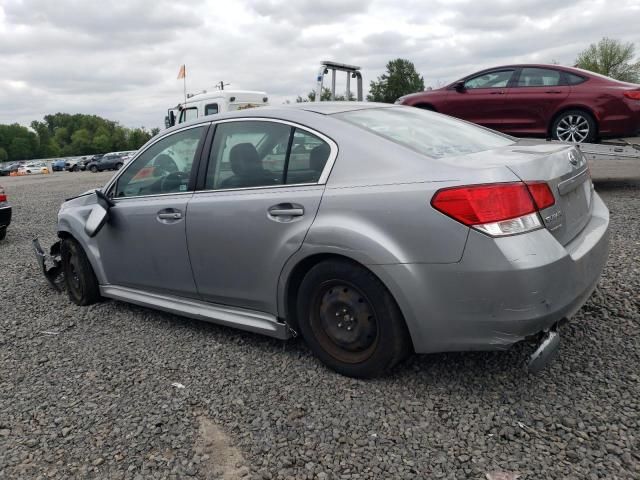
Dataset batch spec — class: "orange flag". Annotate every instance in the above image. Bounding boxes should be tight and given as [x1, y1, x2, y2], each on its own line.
[177, 65, 185, 79]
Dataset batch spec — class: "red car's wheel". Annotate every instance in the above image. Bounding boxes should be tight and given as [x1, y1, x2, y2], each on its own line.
[552, 110, 597, 143]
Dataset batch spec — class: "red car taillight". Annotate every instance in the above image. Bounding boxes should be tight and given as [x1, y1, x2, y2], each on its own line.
[623, 91, 640, 100]
[0, 188, 6, 202]
[431, 182, 555, 237]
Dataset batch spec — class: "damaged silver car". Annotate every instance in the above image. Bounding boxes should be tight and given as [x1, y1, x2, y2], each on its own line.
[35, 103, 609, 377]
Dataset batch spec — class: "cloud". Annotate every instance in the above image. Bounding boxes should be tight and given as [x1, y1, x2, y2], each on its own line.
[0, 0, 638, 130]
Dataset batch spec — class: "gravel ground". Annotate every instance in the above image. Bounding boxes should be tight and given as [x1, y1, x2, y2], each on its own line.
[0, 172, 638, 480]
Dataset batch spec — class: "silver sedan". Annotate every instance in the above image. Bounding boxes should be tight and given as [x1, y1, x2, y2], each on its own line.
[35, 103, 609, 377]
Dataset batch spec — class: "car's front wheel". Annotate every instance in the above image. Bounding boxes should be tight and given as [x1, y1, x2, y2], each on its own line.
[61, 237, 100, 306]
[115, 163, 123, 170]
[296, 259, 411, 378]
[552, 110, 596, 143]
[90, 165, 98, 173]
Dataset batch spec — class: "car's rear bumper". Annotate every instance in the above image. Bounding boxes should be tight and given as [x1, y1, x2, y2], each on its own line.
[0, 205, 12, 228]
[371, 193, 610, 354]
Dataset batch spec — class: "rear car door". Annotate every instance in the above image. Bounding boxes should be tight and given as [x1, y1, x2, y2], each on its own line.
[502, 67, 570, 135]
[186, 119, 335, 314]
[444, 69, 515, 130]
[98, 124, 208, 297]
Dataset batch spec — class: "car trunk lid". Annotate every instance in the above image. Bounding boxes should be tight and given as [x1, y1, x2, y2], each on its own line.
[500, 141, 592, 245]
[441, 140, 593, 245]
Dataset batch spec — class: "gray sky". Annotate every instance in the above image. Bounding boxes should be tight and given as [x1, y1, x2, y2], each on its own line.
[1, 0, 639, 130]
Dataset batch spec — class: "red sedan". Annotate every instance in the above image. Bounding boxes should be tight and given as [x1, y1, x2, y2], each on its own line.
[396, 64, 640, 143]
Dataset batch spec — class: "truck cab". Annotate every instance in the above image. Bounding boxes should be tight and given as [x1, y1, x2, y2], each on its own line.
[165, 90, 269, 128]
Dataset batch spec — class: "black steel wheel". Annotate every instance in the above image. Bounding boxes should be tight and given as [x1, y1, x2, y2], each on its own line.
[297, 259, 411, 378]
[61, 237, 100, 306]
[552, 110, 596, 143]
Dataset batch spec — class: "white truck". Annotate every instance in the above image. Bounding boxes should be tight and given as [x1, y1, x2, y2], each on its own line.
[165, 89, 269, 128]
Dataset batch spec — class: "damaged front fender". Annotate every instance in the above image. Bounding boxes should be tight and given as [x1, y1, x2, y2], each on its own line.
[33, 238, 63, 291]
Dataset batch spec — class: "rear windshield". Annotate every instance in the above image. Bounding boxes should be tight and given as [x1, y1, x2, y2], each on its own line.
[334, 107, 514, 158]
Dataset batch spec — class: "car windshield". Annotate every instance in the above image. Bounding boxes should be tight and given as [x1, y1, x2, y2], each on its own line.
[334, 107, 514, 158]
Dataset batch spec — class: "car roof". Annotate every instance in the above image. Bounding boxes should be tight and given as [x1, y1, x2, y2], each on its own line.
[163, 102, 395, 133]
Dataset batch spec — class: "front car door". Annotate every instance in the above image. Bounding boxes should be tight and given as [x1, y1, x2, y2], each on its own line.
[444, 69, 515, 130]
[501, 67, 570, 136]
[98, 124, 209, 297]
[186, 119, 335, 314]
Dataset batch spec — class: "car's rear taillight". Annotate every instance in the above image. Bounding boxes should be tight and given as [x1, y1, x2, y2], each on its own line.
[431, 182, 555, 237]
[623, 91, 640, 100]
[0, 187, 6, 202]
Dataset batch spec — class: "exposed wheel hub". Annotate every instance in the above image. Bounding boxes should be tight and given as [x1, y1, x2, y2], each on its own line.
[316, 283, 377, 357]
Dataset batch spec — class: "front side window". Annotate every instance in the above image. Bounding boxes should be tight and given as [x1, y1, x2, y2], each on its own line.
[114, 126, 205, 198]
[464, 70, 514, 89]
[179, 107, 198, 123]
[335, 107, 514, 159]
[516, 68, 562, 87]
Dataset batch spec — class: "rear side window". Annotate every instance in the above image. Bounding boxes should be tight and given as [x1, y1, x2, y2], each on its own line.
[516, 68, 562, 87]
[566, 73, 586, 85]
[205, 103, 219, 116]
[206, 121, 331, 190]
[335, 107, 514, 159]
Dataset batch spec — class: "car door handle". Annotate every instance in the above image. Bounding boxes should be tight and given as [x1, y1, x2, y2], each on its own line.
[545, 90, 562, 94]
[268, 204, 304, 217]
[269, 208, 304, 217]
[490, 91, 505, 95]
[157, 210, 183, 220]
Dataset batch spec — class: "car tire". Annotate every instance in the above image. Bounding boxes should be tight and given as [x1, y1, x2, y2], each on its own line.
[115, 163, 123, 170]
[61, 237, 101, 306]
[90, 165, 98, 173]
[73, 165, 79, 172]
[551, 110, 597, 143]
[0, 227, 6, 241]
[296, 259, 411, 378]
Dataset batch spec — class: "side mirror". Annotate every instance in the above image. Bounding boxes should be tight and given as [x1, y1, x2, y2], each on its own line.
[454, 81, 466, 92]
[84, 190, 115, 238]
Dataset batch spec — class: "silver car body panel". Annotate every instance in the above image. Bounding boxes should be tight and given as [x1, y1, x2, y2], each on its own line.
[100, 285, 288, 339]
[53, 103, 610, 353]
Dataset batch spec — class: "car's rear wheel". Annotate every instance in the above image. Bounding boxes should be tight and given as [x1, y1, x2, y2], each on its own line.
[90, 165, 98, 173]
[115, 163, 123, 170]
[0, 227, 6, 241]
[296, 260, 411, 378]
[61, 237, 100, 306]
[72, 165, 79, 172]
[552, 110, 596, 143]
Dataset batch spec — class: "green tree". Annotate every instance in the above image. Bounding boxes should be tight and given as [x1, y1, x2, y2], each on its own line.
[575, 37, 640, 83]
[367, 58, 425, 103]
[70, 129, 92, 154]
[9, 137, 34, 160]
[0, 147, 8, 162]
[92, 134, 112, 153]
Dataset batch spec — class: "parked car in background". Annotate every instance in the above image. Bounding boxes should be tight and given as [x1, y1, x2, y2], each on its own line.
[18, 162, 49, 175]
[0, 184, 11, 240]
[35, 103, 609, 378]
[86, 152, 126, 172]
[51, 159, 67, 171]
[65, 158, 81, 172]
[0, 163, 20, 176]
[396, 64, 640, 143]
